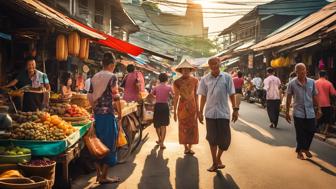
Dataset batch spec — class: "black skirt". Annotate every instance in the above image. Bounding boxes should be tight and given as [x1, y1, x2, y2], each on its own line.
[153, 103, 170, 128]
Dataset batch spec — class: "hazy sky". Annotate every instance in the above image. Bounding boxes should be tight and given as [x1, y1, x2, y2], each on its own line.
[158, 0, 272, 37]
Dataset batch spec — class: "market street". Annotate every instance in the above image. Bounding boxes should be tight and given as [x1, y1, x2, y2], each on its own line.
[72, 101, 336, 189]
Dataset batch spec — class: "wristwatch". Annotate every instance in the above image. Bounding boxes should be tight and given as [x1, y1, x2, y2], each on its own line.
[233, 107, 239, 111]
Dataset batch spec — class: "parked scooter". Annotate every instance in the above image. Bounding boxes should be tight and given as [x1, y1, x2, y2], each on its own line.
[249, 88, 267, 108]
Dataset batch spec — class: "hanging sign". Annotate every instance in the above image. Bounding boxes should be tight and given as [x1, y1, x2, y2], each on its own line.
[248, 54, 254, 69]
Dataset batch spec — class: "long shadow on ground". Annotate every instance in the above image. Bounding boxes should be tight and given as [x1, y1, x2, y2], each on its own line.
[175, 155, 199, 189]
[138, 146, 173, 189]
[234, 102, 336, 167]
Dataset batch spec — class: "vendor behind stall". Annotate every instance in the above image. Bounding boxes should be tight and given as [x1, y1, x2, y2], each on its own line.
[0, 56, 50, 112]
[61, 75, 73, 99]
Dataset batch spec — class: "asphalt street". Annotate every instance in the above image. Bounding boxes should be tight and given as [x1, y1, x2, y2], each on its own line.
[72, 101, 336, 189]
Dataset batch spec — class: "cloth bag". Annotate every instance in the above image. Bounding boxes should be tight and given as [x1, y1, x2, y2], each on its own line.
[84, 123, 110, 159]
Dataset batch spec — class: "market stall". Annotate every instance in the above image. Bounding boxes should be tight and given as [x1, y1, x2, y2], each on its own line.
[0, 91, 142, 188]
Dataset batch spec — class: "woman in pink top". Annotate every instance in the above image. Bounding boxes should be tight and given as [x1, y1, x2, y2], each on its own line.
[151, 73, 173, 149]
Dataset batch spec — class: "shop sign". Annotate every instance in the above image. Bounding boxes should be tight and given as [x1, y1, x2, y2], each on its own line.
[248, 54, 254, 69]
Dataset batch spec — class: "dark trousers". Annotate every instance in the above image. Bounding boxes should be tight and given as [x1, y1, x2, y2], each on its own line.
[266, 99, 281, 126]
[293, 117, 316, 152]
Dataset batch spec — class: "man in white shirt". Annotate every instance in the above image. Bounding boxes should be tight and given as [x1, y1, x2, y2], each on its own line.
[264, 67, 281, 128]
[84, 74, 92, 93]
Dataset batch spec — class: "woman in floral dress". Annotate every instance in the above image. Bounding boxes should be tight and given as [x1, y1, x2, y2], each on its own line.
[173, 59, 199, 154]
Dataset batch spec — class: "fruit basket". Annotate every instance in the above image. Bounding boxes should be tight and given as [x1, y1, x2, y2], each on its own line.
[18, 160, 56, 187]
[0, 146, 32, 164]
[0, 154, 31, 164]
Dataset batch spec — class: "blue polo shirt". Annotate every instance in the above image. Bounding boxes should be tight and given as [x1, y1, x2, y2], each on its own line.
[197, 72, 235, 119]
[287, 77, 318, 119]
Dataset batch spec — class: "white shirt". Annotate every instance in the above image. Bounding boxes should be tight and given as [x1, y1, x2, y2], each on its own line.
[84, 78, 91, 92]
[252, 77, 263, 89]
[263, 75, 281, 100]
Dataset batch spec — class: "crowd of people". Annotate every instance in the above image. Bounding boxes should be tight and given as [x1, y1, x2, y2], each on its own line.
[1, 51, 334, 184]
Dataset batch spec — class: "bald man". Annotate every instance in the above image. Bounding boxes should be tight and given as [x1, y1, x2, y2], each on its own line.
[285, 63, 321, 160]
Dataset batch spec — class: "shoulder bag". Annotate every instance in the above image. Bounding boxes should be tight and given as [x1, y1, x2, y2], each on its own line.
[84, 122, 110, 159]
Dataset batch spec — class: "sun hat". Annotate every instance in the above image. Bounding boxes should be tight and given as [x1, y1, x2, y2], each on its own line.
[175, 58, 197, 73]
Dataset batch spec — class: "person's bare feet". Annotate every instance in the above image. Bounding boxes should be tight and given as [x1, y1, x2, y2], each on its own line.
[297, 152, 305, 160]
[207, 164, 218, 172]
[99, 176, 121, 184]
[217, 160, 225, 169]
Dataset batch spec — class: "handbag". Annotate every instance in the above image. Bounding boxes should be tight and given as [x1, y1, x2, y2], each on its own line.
[116, 128, 128, 147]
[84, 123, 110, 159]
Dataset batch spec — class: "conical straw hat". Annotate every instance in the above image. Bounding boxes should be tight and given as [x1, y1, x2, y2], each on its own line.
[175, 58, 197, 73]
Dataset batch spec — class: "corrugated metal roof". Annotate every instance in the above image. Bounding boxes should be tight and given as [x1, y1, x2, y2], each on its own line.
[19, 0, 106, 39]
[219, 0, 328, 36]
[294, 39, 321, 51]
[252, 2, 336, 51]
[258, 0, 329, 16]
[234, 40, 255, 52]
[266, 16, 305, 37]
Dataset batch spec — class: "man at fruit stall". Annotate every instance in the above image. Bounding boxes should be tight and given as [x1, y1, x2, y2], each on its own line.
[0, 56, 50, 112]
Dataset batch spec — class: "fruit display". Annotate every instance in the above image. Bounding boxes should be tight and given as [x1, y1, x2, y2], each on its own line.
[50, 93, 61, 100]
[0, 146, 31, 156]
[20, 159, 55, 167]
[11, 111, 39, 123]
[0, 170, 23, 178]
[64, 104, 90, 118]
[10, 112, 77, 141]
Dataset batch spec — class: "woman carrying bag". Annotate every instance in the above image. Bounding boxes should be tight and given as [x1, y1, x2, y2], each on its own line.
[88, 52, 122, 184]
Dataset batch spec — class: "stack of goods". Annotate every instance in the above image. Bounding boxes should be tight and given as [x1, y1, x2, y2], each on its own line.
[10, 111, 39, 123]
[71, 93, 91, 110]
[50, 93, 70, 103]
[0, 146, 31, 164]
[10, 112, 77, 141]
[47, 104, 91, 125]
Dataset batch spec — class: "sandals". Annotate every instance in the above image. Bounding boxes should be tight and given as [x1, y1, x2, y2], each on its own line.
[297, 152, 305, 160]
[184, 150, 195, 155]
[99, 176, 121, 184]
[217, 164, 225, 169]
[207, 165, 218, 172]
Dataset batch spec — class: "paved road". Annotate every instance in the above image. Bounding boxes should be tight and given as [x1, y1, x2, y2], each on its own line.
[72, 101, 336, 189]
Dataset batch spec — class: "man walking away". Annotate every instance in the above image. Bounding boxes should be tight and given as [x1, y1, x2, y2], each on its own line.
[233, 71, 244, 108]
[315, 70, 336, 135]
[286, 63, 321, 160]
[264, 67, 281, 128]
[198, 57, 239, 172]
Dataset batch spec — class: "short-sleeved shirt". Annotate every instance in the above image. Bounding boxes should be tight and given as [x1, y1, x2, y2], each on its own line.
[263, 75, 281, 100]
[123, 71, 145, 102]
[315, 78, 336, 107]
[151, 83, 173, 103]
[232, 77, 244, 89]
[16, 70, 49, 89]
[197, 72, 235, 119]
[287, 77, 317, 119]
[92, 75, 118, 115]
[252, 77, 263, 90]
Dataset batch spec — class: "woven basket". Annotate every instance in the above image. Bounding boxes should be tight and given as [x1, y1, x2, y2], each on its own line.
[18, 162, 55, 187]
[0, 176, 49, 189]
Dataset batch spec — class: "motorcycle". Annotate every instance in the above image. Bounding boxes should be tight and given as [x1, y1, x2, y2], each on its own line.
[248, 88, 267, 108]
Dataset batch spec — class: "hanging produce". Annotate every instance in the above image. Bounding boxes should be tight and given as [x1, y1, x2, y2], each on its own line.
[68, 31, 80, 56]
[56, 34, 68, 61]
[79, 38, 90, 60]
